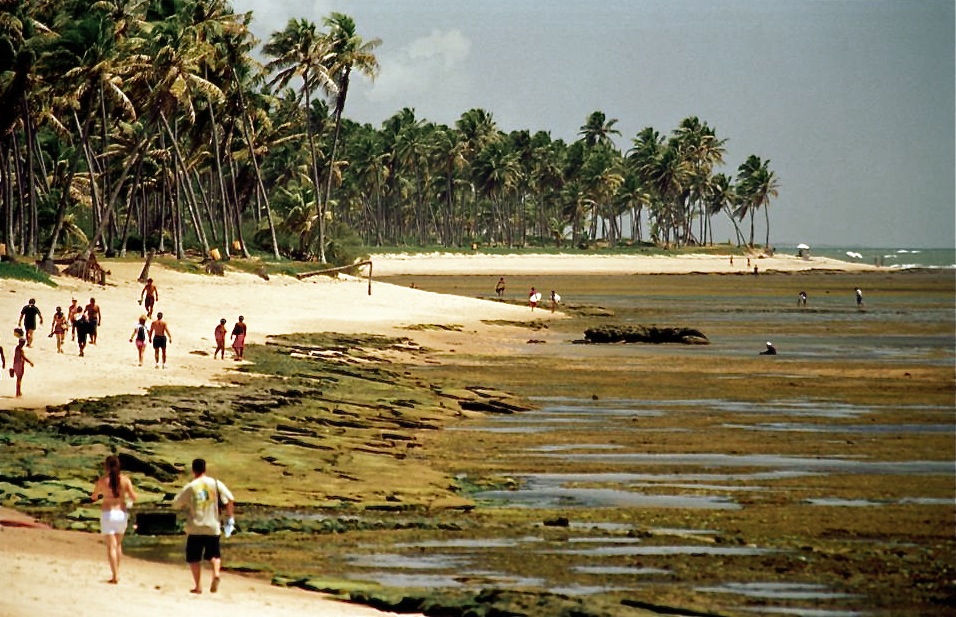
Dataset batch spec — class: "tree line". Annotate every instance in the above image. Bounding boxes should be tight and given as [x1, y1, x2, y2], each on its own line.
[0, 0, 780, 268]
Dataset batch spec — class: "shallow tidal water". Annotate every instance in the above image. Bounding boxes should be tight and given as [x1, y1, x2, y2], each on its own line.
[360, 270, 955, 616]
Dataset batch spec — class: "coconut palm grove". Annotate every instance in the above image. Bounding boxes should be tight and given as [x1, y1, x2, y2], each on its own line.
[0, 0, 780, 267]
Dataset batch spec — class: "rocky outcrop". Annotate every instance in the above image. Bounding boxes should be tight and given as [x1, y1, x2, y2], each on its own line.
[583, 324, 709, 345]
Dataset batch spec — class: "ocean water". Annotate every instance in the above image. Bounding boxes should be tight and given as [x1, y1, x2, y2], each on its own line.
[777, 245, 955, 269]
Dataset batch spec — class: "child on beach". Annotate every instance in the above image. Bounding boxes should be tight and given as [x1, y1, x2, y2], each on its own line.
[129, 316, 148, 366]
[11, 328, 34, 397]
[214, 319, 227, 359]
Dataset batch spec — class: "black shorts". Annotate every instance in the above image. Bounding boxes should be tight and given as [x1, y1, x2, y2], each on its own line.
[153, 335, 167, 349]
[185, 534, 221, 563]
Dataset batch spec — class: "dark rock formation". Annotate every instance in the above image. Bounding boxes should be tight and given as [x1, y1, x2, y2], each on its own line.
[584, 324, 709, 345]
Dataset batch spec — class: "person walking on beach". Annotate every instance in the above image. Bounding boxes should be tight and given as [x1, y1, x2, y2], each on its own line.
[495, 277, 506, 298]
[214, 319, 227, 360]
[855, 287, 864, 308]
[91, 455, 137, 584]
[75, 313, 91, 356]
[550, 290, 561, 313]
[231, 316, 246, 360]
[149, 312, 172, 369]
[85, 298, 102, 345]
[129, 316, 149, 366]
[798, 291, 808, 308]
[49, 306, 67, 353]
[18, 299, 43, 347]
[68, 298, 81, 341]
[529, 287, 540, 311]
[139, 278, 159, 318]
[172, 458, 235, 595]
[11, 329, 33, 397]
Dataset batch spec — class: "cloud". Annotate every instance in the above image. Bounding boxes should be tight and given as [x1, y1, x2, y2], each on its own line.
[363, 29, 472, 107]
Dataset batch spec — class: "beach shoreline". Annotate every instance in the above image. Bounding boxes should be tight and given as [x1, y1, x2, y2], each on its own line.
[365, 251, 880, 276]
[0, 251, 918, 617]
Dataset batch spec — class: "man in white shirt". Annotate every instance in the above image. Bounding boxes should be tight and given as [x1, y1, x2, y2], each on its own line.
[173, 458, 235, 594]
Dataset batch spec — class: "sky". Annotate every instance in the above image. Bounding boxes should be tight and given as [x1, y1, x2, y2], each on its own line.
[230, 0, 954, 249]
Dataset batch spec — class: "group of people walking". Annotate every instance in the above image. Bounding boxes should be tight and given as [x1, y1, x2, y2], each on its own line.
[493, 277, 561, 313]
[92, 454, 235, 594]
[8, 277, 250, 397]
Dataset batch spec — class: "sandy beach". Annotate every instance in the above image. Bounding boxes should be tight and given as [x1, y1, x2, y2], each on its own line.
[0, 251, 881, 617]
[366, 251, 879, 276]
[0, 508, 416, 617]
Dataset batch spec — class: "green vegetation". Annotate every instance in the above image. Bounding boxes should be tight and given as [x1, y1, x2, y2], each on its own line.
[0, 1, 779, 274]
[0, 261, 56, 286]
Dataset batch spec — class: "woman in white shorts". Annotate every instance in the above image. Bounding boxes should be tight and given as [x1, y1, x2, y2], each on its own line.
[91, 455, 138, 583]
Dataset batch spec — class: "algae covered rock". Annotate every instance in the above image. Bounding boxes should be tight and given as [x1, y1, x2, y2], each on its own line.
[583, 324, 709, 345]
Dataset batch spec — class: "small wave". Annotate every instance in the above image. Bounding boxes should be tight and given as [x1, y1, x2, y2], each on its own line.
[888, 263, 955, 270]
[845, 251, 863, 259]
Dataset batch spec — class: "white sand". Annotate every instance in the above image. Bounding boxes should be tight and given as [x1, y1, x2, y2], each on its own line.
[0, 509, 415, 617]
[0, 259, 537, 409]
[366, 251, 878, 276]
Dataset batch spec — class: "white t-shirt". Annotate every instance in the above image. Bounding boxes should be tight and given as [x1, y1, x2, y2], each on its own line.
[173, 475, 234, 536]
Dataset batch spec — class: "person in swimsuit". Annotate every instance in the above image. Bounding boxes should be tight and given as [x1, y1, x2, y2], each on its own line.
[528, 287, 539, 311]
[11, 329, 33, 397]
[91, 455, 137, 584]
[148, 312, 172, 369]
[85, 297, 102, 344]
[140, 278, 159, 318]
[67, 298, 80, 341]
[49, 306, 67, 353]
[230, 316, 246, 360]
[18, 298, 43, 347]
[214, 319, 227, 360]
[129, 316, 149, 366]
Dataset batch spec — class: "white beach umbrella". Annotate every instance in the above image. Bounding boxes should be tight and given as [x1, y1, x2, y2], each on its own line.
[796, 243, 810, 250]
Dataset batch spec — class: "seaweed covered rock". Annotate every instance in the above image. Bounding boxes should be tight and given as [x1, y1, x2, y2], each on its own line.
[584, 324, 709, 345]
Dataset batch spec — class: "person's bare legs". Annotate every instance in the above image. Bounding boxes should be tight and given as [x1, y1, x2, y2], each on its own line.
[105, 533, 123, 583]
[210, 557, 221, 592]
[189, 560, 202, 593]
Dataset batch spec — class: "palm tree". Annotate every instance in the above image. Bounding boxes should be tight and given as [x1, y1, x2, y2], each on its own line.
[318, 12, 379, 261]
[578, 110, 620, 149]
[263, 18, 334, 259]
[735, 155, 780, 247]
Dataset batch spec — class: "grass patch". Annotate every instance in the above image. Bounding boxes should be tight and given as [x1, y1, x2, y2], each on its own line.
[0, 261, 57, 286]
